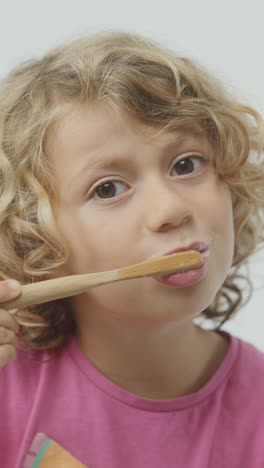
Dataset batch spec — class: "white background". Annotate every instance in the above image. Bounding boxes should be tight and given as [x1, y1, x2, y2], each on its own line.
[1, 0, 264, 348]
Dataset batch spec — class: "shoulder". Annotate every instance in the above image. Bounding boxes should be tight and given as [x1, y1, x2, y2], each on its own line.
[235, 334, 264, 380]
[225, 333, 264, 411]
[0, 340, 72, 392]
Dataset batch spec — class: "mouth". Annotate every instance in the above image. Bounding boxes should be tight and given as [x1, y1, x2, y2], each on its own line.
[163, 241, 210, 257]
[153, 241, 210, 288]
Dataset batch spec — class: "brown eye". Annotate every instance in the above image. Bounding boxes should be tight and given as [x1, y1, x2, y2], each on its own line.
[96, 182, 116, 198]
[93, 181, 126, 200]
[172, 156, 204, 176]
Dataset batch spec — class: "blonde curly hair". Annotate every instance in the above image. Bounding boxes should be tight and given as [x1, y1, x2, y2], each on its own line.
[0, 30, 263, 350]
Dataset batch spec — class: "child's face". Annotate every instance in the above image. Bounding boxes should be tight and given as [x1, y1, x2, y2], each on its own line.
[48, 102, 234, 325]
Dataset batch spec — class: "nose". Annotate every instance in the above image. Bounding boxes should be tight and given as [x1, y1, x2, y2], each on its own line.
[143, 178, 192, 233]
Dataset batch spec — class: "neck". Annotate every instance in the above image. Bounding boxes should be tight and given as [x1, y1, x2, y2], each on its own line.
[74, 304, 229, 399]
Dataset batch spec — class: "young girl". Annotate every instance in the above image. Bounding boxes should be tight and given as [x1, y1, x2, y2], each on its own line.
[0, 30, 263, 468]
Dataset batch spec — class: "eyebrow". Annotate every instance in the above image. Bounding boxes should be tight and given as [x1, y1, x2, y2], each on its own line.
[72, 129, 206, 182]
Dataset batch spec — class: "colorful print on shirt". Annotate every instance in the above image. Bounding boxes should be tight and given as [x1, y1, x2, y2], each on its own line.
[23, 433, 88, 468]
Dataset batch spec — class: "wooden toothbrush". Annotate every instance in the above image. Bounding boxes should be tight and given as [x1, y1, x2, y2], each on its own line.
[2, 250, 202, 310]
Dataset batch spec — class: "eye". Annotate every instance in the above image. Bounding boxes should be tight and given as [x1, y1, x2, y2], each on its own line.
[172, 155, 205, 176]
[92, 181, 126, 200]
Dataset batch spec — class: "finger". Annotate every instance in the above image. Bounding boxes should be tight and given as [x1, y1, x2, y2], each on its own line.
[0, 344, 17, 367]
[0, 280, 21, 301]
[0, 309, 20, 334]
[0, 327, 18, 346]
[8, 308, 18, 316]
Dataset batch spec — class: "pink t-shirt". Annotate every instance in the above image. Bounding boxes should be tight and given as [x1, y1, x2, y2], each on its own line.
[1, 330, 264, 467]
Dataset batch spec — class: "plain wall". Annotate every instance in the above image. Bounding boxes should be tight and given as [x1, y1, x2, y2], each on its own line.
[1, 0, 264, 348]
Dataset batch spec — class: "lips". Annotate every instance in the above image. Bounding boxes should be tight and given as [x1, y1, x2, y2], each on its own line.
[154, 241, 210, 287]
[163, 242, 209, 257]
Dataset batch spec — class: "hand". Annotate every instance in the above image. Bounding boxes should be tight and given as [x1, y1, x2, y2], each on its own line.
[0, 280, 22, 368]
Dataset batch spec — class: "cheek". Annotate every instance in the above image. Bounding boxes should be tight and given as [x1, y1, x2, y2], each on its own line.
[199, 179, 233, 231]
[200, 181, 235, 262]
[53, 207, 96, 274]
[56, 206, 132, 274]
[217, 185, 234, 235]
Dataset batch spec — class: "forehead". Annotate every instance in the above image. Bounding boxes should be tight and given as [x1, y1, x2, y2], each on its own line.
[46, 102, 207, 158]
